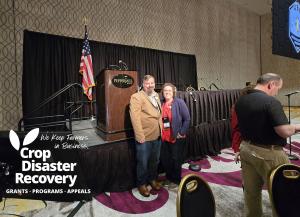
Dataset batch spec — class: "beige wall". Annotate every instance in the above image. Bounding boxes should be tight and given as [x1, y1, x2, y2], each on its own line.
[0, 0, 262, 130]
[261, 13, 300, 107]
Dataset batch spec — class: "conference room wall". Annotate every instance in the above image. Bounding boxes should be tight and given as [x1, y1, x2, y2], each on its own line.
[261, 13, 300, 106]
[0, 0, 261, 130]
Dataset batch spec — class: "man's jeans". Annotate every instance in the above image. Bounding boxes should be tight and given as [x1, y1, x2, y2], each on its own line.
[135, 139, 161, 187]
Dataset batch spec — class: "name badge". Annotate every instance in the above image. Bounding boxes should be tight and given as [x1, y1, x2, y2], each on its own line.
[163, 117, 170, 129]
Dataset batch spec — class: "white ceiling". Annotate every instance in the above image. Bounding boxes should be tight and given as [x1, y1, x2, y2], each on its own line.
[227, 0, 272, 15]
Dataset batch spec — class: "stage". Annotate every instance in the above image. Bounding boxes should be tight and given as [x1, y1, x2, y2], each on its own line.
[70, 119, 106, 147]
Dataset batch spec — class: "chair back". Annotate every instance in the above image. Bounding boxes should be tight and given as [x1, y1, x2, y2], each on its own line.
[176, 173, 215, 217]
[269, 163, 300, 217]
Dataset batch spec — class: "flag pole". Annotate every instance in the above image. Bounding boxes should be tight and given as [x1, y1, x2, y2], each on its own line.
[90, 100, 95, 121]
[79, 19, 95, 121]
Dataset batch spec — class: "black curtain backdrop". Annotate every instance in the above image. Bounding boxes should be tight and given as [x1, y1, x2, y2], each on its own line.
[23, 30, 197, 121]
[177, 90, 241, 158]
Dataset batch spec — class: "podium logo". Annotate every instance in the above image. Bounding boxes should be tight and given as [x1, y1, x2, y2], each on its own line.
[112, 74, 134, 88]
[9, 128, 40, 151]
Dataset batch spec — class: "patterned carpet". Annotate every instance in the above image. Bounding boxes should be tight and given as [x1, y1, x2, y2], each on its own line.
[3, 140, 299, 217]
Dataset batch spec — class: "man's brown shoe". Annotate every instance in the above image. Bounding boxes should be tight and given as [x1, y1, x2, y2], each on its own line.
[150, 180, 161, 190]
[138, 185, 150, 197]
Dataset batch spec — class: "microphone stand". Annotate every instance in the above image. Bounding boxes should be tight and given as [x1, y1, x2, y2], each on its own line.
[286, 91, 299, 160]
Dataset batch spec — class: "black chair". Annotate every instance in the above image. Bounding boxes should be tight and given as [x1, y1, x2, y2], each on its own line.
[269, 163, 300, 217]
[176, 174, 215, 217]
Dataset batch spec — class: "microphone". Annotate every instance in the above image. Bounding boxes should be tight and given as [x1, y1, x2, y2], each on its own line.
[285, 90, 300, 96]
[118, 60, 128, 70]
[108, 64, 121, 70]
[189, 91, 197, 102]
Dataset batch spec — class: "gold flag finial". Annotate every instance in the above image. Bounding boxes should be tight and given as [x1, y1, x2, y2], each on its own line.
[83, 17, 88, 26]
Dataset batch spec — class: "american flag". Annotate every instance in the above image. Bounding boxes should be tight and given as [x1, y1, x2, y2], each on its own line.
[79, 25, 95, 100]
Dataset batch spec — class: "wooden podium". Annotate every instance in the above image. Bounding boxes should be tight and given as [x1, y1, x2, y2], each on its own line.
[96, 70, 138, 141]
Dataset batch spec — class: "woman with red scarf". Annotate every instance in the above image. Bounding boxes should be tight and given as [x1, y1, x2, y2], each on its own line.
[160, 83, 190, 189]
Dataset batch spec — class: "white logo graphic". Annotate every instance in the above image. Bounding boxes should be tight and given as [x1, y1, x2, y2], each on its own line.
[8, 128, 78, 187]
[9, 128, 39, 151]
